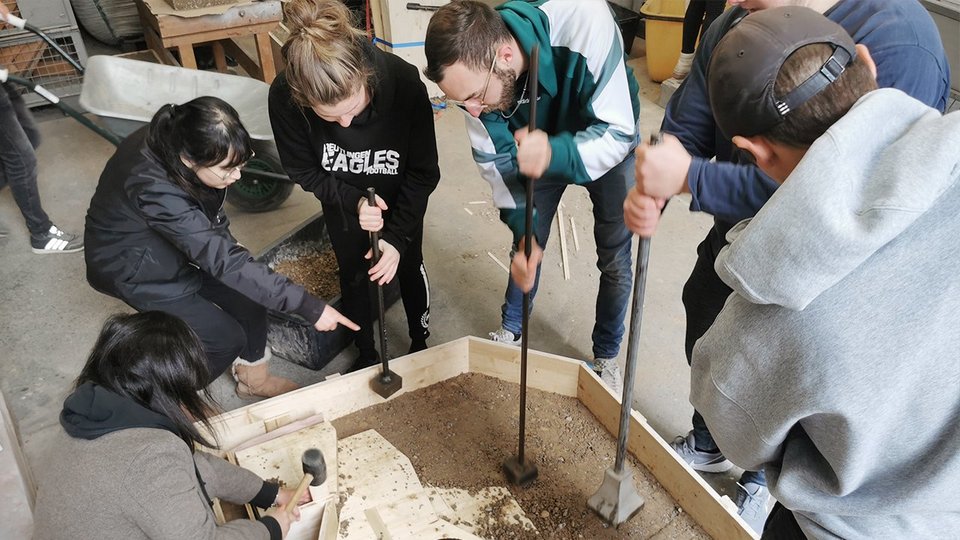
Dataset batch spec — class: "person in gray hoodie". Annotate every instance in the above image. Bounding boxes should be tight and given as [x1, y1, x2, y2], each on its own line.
[674, 6, 960, 538]
[32, 312, 309, 540]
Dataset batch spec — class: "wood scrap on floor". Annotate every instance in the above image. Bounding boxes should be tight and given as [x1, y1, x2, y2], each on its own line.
[557, 205, 571, 280]
[486, 251, 510, 274]
[570, 216, 581, 252]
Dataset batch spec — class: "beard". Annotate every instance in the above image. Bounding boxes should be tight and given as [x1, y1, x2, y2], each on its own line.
[488, 66, 520, 113]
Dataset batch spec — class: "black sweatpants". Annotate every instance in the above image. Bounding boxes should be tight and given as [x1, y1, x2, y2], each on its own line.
[762, 503, 804, 539]
[681, 0, 726, 54]
[127, 272, 267, 382]
[323, 210, 430, 359]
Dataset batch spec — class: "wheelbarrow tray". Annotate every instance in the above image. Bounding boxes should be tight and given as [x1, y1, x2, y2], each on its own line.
[78, 54, 273, 139]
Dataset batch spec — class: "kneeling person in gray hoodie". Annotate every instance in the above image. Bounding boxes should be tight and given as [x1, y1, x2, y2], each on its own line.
[689, 6, 960, 538]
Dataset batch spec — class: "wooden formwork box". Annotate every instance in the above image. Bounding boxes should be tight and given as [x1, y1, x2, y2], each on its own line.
[204, 337, 757, 539]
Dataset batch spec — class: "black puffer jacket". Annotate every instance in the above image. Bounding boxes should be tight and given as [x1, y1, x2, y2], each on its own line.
[84, 128, 325, 323]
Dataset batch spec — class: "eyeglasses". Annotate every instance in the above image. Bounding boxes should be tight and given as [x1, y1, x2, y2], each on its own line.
[208, 152, 254, 182]
[444, 54, 496, 114]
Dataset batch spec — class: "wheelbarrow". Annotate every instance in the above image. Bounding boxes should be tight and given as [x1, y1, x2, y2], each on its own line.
[0, 10, 294, 213]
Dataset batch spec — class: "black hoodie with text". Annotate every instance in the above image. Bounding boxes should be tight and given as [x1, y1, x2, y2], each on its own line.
[268, 43, 440, 256]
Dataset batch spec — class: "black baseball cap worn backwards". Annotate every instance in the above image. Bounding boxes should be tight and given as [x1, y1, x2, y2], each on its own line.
[708, 6, 857, 139]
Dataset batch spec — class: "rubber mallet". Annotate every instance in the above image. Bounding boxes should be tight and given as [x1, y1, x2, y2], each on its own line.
[284, 448, 326, 513]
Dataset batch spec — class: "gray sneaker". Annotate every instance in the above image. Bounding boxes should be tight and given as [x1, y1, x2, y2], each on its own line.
[593, 358, 623, 396]
[670, 432, 734, 473]
[31, 225, 83, 254]
[735, 481, 770, 534]
[488, 327, 521, 346]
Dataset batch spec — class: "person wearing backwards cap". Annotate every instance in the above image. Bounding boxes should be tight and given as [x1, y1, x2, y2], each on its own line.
[689, 6, 960, 537]
[623, 0, 951, 530]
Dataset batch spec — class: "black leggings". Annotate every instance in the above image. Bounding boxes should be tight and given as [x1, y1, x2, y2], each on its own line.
[127, 273, 267, 383]
[682, 1, 726, 54]
[323, 209, 430, 357]
[762, 503, 805, 539]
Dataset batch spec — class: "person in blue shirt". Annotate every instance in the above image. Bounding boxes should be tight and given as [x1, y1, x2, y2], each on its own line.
[622, 0, 950, 533]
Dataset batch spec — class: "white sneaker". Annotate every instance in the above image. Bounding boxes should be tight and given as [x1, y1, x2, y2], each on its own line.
[488, 327, 521, 346]
[735, 481, 770, 534]
[593, 358, 623, 395]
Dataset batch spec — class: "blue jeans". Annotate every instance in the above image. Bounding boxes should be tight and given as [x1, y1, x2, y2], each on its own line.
[0, 83, 51, 237]
[500, 154, 634, 360]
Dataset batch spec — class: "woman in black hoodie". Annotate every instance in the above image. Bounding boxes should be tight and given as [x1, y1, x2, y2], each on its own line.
[84, 97, 358, 398]
[269, 0, 440, 370]
[33, 311, 308, 539]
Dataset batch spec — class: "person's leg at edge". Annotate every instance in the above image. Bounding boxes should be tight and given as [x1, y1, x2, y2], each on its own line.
[761, 503, 804, 540]
[585, 154, 634, 393]
[0, 85, 52, 237]
[682, 225, 733, 450]
[681, 224, 770, 529]
[198, 274, 298, 398]
[324, 209, 378, 368]
[681, 0, 709, 55]
[396, 223, 430, 353]
[495, 178, 566, 343]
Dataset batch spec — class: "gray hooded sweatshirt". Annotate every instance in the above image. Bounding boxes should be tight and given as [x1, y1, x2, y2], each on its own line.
[691, 88, 960, 538]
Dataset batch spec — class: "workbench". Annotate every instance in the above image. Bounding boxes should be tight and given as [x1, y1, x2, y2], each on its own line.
[134, 0, 282, 83]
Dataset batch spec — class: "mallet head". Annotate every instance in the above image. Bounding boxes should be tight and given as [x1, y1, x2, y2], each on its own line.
[302, 448, 326, 486]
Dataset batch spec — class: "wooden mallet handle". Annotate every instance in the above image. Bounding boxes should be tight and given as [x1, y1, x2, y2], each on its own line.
[284, 472, 314, 513]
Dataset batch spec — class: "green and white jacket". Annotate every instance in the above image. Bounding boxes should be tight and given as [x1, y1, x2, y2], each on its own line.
[465, 0, 641, 242]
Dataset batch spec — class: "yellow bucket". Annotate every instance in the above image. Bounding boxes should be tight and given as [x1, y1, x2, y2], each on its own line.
[639, 0, 686, 82]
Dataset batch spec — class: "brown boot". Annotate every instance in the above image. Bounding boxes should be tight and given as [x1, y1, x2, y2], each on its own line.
[231, 349, 299, 399]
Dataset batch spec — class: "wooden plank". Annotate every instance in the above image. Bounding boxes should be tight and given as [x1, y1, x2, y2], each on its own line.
[177, 43, 197, 69]
[365, 490, 483, 540]
[205, 339, 471, 451]
[576, 369, 756, 540]
[369, 0, 388, 51]
[143, 25, 180, 66]
[140, 0, 282, 38]
[337, 430, 424, 539]
[253, 32, 276, 83]
[268, 22, 290, 74]
[318, 501, 337, 540]
[212, 41, 227, 72]
[428, 487, 535, 536]
[221, 38, 262, 80]
[466, 337, 581, 397]
[160, 22, 280, 48]
[0, 389, 34, 540]
[233, 421, 338, 540]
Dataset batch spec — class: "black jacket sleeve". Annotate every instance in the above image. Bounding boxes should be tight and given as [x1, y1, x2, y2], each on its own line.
[380, 78, 440, 255]
[268, 81, 367, 213]
[133, 180, 327, 323]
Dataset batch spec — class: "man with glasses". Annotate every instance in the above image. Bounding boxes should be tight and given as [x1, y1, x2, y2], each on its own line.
[424, 0, 641, 393]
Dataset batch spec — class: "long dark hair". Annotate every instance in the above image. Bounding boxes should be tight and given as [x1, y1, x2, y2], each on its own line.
[75, 311, 220, 450]
[146, 96, 253, 200]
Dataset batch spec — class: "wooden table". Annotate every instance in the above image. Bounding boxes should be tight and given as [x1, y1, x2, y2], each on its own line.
[135, 0, 282, 83]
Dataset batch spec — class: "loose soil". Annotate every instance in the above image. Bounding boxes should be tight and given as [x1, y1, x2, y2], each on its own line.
[332, 373, 708, 539]
[274, 249, 341, 300]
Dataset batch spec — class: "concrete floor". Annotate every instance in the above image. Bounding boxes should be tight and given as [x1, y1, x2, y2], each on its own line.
[0, 37, 752, 527]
